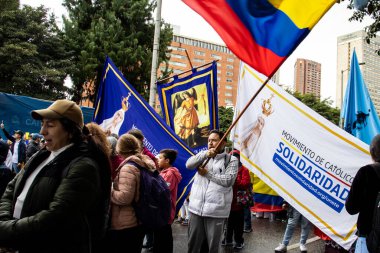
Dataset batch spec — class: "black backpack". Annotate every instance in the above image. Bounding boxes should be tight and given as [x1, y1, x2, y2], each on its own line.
[128, 161, 171, 229]
[366, 166, 380, 253]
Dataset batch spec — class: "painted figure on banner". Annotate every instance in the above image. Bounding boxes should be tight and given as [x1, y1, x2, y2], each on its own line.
[100, 92, 131, 135]
[240, 94, 274, 158]
[173, 86, 208, 148]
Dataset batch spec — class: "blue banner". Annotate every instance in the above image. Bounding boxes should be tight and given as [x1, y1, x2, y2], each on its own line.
[157, 62, 218, 153]
[93, 57, 195, 211]
[0, 93, 94, 140]
[341, 49, 380, 145]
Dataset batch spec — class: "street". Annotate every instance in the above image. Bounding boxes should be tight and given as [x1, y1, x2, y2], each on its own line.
[143, 215, 325, 253]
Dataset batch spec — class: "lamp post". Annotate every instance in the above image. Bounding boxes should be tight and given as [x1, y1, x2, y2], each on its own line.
[148, 0, 162, 107]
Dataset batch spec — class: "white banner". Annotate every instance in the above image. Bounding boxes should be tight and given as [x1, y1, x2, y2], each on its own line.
[230, 63, 372, 249]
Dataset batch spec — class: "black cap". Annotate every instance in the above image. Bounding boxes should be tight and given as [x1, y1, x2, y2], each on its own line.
[14, 130, 24, 136]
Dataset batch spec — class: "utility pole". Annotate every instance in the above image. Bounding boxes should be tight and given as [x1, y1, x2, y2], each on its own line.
[148, 0, 162, 107]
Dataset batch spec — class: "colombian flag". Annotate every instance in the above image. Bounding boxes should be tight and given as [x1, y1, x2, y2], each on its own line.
[183, 0, 335, 77]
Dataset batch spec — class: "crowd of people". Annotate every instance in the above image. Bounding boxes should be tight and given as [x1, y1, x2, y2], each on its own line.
[0, 99, 378, 253]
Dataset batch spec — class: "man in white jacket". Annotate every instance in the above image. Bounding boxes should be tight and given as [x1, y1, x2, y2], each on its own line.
[186, 129, 239, 253]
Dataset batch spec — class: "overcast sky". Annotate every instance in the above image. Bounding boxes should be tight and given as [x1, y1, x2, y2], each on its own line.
[22, 0, 373, 105]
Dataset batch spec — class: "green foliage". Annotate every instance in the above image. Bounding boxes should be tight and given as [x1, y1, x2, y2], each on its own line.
[287, 90, 341, 125]
[348, 0, 380, 54]
[0, 0, 19, 12]
[0, 5, 72, 100]
[63, 0, 173, 102]
[218, 106, 234, 134]
[218, 106, 234, 148]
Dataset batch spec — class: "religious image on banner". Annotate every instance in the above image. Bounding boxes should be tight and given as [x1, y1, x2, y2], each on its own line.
[99, 92, 131, 136]
[240, 94, 274, 159]
[172, 85, 208, 147]
[157, 62, 218, 153]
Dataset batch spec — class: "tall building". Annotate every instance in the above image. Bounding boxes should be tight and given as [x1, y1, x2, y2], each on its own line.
[294, 58, 321, 98]
[156, 34, 240, 111]
[336, 30, 380, 110]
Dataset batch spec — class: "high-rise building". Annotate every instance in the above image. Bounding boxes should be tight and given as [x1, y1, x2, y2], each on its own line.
[336, 30, 380, 110]
[156, 34, 240, 112]
[294, 58, 321, 98]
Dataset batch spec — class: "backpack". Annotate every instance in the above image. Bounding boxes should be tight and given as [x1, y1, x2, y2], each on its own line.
[366, 165, 380, 253]
[128, 161, 171, 229]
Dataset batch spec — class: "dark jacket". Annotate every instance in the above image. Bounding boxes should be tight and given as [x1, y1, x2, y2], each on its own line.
[26, 141, 40, 161]
[2, 128, 26, 164]
[0, 163, 13, 197]
[345, 163, 380, 236]
[0, 143, 108, 253]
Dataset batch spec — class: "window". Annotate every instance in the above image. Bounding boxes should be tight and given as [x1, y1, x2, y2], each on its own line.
[194, 50, 205, 56]
[211, 54, 222, 60]
[226, 65, 233, 69]
[227, 72, 233, 76]
[226, 85, 232, 90]
[169, 61, 187, 67]
[226, 78, 233, 82]
[194, 58, 205, 63]
[225, 92, 232, 97]
[225, 99, 232, 104]
[227, 58, 234, 62]
[171, 54, 186, 59]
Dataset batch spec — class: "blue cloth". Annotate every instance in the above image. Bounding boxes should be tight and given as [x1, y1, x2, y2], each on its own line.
[354, 237, 369, 253]
[157, 62, 219, 153]
[341, 49, 380, 145]
[93, 57, 195, 212]
[0, 93, 94, 140]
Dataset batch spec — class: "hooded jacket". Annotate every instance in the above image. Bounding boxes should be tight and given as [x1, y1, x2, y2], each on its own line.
[186, 150, 238, 218]
[110, 154, 156, 230]
[160, 167, 182, 224]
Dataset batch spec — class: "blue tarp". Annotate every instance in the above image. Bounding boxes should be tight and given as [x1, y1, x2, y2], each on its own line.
[0, 92, 94, 140]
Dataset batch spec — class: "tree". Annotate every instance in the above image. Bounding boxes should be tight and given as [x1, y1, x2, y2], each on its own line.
[219, 106, 234, 134]
[288, 91, 341, 125]
[0, 3, 72, 100]
[348, 0, 380, 53]
[63, 0, 173, 102]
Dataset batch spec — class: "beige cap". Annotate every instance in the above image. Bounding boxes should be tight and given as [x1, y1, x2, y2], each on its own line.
[31, 100, 84, 128]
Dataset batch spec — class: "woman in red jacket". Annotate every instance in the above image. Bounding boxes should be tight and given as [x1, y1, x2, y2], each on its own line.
[222, 150, 251, 250]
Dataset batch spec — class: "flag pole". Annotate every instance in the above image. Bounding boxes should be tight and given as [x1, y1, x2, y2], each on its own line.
[157, 60, 218, 84]
[200, 74, 271, 169]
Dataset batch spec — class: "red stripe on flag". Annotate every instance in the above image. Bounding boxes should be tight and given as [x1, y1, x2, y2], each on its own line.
[252, 203, 283, 212]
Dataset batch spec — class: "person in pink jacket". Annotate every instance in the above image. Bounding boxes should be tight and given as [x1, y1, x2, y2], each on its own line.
[154, 149, 182, 253]
[109, 133, 157, 253]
